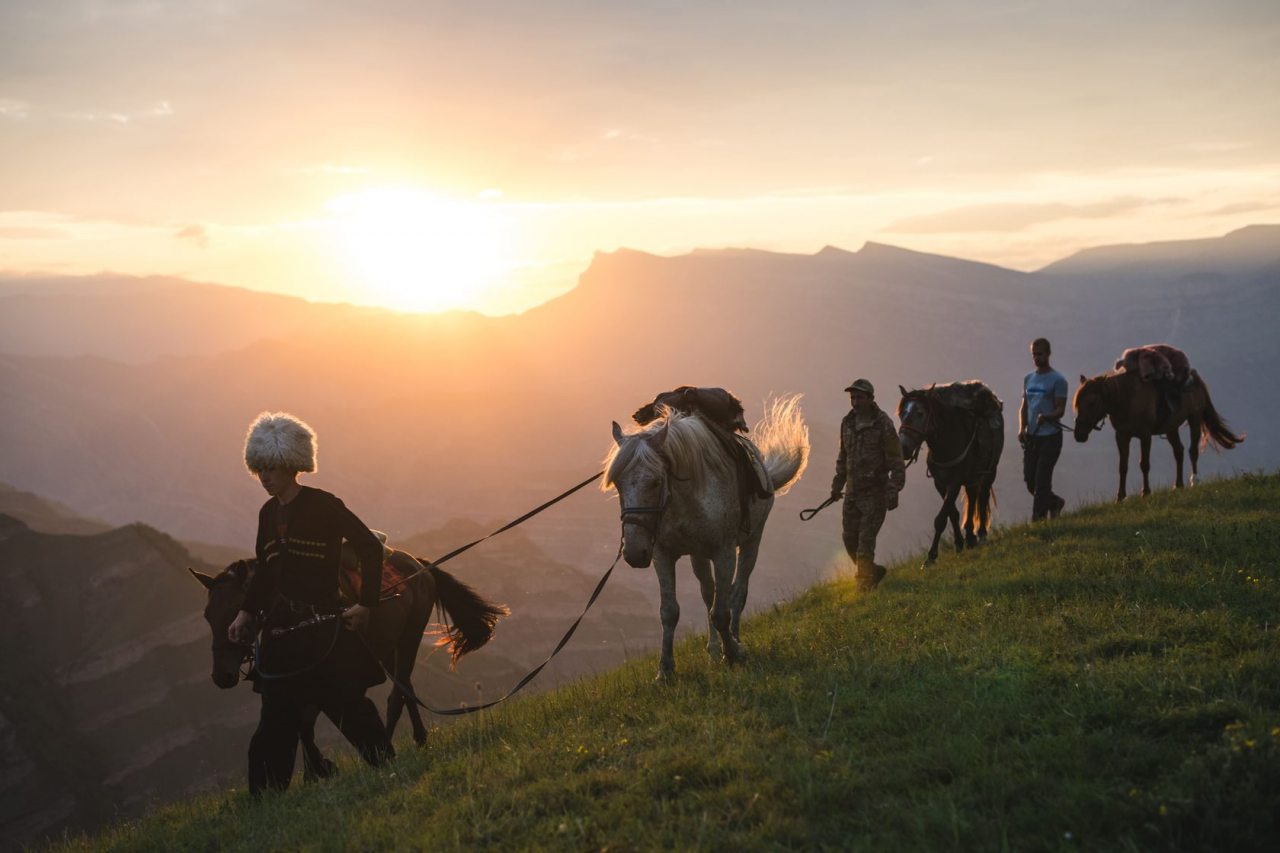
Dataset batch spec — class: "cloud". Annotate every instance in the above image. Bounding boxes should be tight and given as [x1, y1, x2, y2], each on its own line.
[59, 101, 173, 124]
[0, 226, 69, 239]
[174, 224, 209, 248]
[298, 163, 369, 175]
[0, 99, 30, 120]
[1199, 200, 1280, 217]
[884, 196, 1181, 234]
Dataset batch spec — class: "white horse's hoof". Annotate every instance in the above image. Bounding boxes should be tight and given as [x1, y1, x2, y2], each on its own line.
[1189, 474, 1198, 487]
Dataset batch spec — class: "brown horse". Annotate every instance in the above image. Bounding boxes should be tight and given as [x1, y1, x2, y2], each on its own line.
[1072, 369, 1243, 500]
[192, 548, 507, 755]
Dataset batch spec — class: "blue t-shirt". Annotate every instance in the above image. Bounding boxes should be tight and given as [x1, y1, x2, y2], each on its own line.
[1023, 369, 1068, 436]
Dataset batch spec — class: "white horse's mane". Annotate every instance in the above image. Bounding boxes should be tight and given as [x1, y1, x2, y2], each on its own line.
[603, 395, 810, 498]
[603, 410, 733, 498]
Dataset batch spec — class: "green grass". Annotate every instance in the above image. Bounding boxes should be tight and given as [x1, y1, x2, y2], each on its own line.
[61, 474, 1280, 851]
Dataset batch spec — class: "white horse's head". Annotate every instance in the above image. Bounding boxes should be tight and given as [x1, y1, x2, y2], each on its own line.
[605, 419, 670, 567]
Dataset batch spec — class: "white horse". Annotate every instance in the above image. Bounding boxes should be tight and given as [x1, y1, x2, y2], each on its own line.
[604, 396, 809, 678]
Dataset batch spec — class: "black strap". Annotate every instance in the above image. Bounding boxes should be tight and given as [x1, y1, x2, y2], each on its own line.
[367, 537, 624, 715]
[800, 495, 839, 521]
[379, 471, 604, 596]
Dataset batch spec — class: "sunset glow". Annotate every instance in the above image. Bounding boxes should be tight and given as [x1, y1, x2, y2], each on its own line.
[325, 189, 517, 313]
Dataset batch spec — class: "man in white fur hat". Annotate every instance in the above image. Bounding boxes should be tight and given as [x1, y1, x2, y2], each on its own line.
[230, 411, 394, 794]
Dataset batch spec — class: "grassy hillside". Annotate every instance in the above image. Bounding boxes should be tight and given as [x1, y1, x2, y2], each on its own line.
[59, 474, 1279, 851]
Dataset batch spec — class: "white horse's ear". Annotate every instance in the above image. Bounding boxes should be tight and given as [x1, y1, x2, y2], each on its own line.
[1079, 374, 1088, 385]
[188, 567, 216, 590]
[612, 421, 625, 445]
[898, 384, 908, 397]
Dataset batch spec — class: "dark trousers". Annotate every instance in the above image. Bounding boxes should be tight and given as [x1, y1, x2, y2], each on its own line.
[1022, 431, 1063, 520]
[842, 492, 887, 569]
[248, 685, 393, 794]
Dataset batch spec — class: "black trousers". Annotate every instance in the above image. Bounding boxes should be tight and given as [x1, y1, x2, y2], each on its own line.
[1022, 431, 1063, 520]
[248, 684, 393, 794]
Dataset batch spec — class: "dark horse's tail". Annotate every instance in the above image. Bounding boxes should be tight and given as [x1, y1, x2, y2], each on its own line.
[424, 563, 510, 667]
[1197, 374, 1245, 451]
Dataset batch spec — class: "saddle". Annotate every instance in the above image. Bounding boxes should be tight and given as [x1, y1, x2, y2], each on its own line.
[634, 387, 771, 533]
[633, 386, 750, 433]
[338, 533, 412, 603]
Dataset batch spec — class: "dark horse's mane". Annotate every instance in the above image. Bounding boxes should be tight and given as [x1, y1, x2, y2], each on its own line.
[898, 380, 1001, 416]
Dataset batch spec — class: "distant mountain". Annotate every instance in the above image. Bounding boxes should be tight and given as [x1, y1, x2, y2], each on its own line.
[0, 516, 251, 846]
[0, 273, 475, 364]
[0, 480, 241, 568]
[1038, 224, 1280, 285]
[0, 481, 112, 535]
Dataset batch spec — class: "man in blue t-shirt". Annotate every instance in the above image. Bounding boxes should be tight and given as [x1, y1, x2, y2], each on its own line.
[1019, 337, 1069, 520]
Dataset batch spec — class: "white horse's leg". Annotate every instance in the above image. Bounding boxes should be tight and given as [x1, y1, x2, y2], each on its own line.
[731, 537, 761, 645]
[730, 500, 770, 643]
[654, 551, 680, 679]
[710, 544, 744, 664]
[690, 555, 720, 659]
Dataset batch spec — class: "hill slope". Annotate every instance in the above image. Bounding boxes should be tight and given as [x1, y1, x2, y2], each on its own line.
[62, 474, 1280, 851]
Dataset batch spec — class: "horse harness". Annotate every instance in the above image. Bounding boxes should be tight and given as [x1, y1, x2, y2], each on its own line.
[619, 471, 670, 536]
[900, 394, 987, 477]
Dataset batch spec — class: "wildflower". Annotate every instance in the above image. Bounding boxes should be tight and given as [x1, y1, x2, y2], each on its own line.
[1158, 804, 1168, 816]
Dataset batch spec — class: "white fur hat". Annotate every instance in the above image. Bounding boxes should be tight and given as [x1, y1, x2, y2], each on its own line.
[244, 412, 317, 474]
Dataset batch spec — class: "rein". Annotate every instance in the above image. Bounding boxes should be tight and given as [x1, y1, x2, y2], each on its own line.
[799, 495, 839, 521]
[926, 421, 979, 470]
[380, 470, 605, 595]
[366, 536, 625, 716]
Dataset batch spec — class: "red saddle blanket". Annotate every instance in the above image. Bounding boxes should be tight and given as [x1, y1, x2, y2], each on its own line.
[340, 551, 414, 602]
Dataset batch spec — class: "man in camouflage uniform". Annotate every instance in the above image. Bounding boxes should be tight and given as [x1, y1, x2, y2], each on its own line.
[830, 378, 906, 591]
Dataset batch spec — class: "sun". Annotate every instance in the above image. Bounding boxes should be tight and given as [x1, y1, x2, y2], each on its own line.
[326, 187, 516, 313]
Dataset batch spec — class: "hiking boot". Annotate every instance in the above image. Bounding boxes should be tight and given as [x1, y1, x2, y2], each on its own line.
[857, 563, 887, 592]
[1048, 495, 1066, 519]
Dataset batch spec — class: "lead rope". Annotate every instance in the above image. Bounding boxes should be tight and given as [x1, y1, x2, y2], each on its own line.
[364, 535, 625, 716]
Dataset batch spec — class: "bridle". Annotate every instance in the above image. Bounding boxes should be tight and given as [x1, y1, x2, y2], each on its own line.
[898, 395, 935, 467]
[899, 393, 980, 472]
[618, 440, 673, 537]
[620, 474, 670, 536]
[206, 560, 259, 681]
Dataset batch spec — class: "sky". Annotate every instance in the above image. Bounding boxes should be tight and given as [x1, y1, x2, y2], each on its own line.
[1, 0, 1278, 313]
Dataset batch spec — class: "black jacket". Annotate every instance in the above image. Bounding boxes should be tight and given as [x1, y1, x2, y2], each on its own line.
[246, 486, 383, 612]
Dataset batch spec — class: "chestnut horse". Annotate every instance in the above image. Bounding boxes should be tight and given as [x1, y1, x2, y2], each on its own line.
[1072, 369, 1243, 500]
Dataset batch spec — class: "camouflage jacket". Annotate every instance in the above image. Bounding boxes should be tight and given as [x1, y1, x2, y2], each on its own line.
[831, 405, 906, 497]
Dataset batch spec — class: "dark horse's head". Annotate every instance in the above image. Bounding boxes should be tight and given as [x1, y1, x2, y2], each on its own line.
[1073, 374, 1109, 443]
[896, 385, 936, 460]
[189, 560, 255, 689]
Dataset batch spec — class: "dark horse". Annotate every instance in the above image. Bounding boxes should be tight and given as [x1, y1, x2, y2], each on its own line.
[1073, 368, 1243, 500]
[897, 382, 1004, 566]
[191, 548, 507, 769]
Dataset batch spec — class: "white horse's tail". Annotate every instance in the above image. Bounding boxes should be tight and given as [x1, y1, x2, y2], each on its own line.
[752, 395, 810, 496]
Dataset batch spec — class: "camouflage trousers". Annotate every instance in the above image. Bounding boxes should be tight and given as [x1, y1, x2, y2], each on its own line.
[842, 492, 887, 573]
